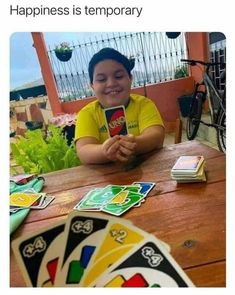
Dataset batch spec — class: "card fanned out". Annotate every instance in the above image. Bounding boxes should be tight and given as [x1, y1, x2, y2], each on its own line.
[12, 211, 195, 287]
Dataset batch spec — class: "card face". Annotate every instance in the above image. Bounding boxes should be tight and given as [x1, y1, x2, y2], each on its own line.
[104, 106, 128, 137]
[94, 238, 195, 287]
[30, 195, 55, 209]
[10, 192, 42, 208]
[74, 185, 124, 211]
[54, 211, 115, 286]
[101, 191, 145, 216]
[11, 221, 65, 287]
[171, 156, 204, 172]
[81, 222, 149, 286]
[132, 182, 155, 196]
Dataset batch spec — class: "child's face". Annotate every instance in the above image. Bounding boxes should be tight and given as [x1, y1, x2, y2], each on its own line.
[91, 59, 132, 108]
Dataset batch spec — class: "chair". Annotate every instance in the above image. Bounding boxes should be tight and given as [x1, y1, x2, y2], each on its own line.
[163, 118, 183, 144]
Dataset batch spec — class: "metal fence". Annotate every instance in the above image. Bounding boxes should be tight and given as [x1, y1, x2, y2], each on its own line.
[48, 32, 188, 101]
[209, 39, 226, 91]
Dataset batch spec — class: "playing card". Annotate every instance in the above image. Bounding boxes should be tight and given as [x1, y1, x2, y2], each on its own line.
[131, 182, 156, 208]
[11, 220, 65, 287]
[81, 221, 150, 286]
[10, 173, 36, 185]
[54, 211, 117, 286]
[10, 192, 43, 208]
[132, 182, 155, 196]
[30, 195, 55, 209]
[104, 105, 128, 137]
[74, 185, 124, 211]
[94, 237, 194, 287]
[101, 191, 145, 216]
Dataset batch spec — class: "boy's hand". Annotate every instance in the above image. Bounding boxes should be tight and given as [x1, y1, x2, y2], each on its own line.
[102, 135, 121, 161]
[116, 134, 137, 162]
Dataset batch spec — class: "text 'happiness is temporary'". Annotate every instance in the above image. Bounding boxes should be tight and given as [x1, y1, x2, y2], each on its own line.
[9, 5, 144, 18]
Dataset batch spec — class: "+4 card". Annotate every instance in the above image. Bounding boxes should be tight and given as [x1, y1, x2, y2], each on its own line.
[104, 105, 128, 137]
[11, 220, 65, 287]
[94, 237, 195, 287]
[54, 211, 118, 286]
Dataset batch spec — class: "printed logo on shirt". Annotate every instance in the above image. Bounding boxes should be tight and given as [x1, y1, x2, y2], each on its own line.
[128, 121, 139, 130]
[99, 125, 108, 133]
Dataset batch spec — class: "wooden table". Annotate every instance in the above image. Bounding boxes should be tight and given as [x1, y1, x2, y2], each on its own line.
[10, 141, 226, 287]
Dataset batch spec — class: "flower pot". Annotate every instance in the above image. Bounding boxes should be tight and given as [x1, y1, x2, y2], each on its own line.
[166, 32, 181, 39]
[55, 51, 72, 62]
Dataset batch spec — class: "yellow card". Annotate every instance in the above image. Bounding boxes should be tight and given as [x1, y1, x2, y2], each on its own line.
[81, 222, 148, 286]
[109, 191, 129, 204]
[10, 192, 42, 207]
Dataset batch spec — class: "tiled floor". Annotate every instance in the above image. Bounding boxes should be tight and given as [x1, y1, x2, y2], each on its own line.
[164, 128, 219, 151]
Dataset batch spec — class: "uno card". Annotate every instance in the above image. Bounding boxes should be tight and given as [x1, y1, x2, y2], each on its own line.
[74, 185, 125, 211]
[101, 191, 145, 216]
[104, 105, 128, 137]
[10, 192, 43, 208]
[54, 211, 116, 286]
[11, 220, 65, 287]
[81, 221, 150, 286]
[30, 195, 55, 209]
[94, 237, 195, 287]
[132, 182, 156, 196]
[10, 173, 36, 185]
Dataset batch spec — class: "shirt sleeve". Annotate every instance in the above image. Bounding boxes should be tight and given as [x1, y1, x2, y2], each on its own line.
[74, 108, 100, 142]
[138, 98, 164, 133]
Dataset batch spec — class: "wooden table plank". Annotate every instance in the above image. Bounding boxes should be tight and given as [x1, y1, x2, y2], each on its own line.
[185, 261, 226, 287]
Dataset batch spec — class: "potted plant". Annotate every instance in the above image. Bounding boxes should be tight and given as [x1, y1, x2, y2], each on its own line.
[54, 42, 73, 62]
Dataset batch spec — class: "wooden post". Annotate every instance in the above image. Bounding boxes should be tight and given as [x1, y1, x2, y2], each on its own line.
[31, 32, 62, 116]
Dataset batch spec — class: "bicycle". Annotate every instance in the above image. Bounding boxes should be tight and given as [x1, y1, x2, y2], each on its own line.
[181, 59, 226, 153]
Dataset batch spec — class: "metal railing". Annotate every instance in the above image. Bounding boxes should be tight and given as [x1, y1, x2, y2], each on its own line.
[48, 32, 188, 101]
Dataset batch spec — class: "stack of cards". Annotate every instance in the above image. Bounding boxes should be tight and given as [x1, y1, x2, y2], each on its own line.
[73, 182, 155, 216]
[171, 156, 206, 183]
[12, 211, 195, 287]
[10, 192, 55, 214]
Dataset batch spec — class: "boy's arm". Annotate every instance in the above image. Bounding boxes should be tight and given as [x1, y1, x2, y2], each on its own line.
[119, 125, 165, 157]
[76, 135, 122, 164]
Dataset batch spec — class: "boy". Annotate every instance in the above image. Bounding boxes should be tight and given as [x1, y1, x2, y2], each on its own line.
[75, 48, 165, 164]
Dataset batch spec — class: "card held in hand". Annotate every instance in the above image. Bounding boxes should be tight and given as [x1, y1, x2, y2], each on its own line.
[104, 105, 128, 137]
[11, 220, 65, 287]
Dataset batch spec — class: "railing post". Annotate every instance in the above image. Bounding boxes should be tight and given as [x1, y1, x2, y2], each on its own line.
[31, 32, 62, 116]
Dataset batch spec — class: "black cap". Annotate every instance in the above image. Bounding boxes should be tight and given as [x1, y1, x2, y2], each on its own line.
[88, 47, 135, 83]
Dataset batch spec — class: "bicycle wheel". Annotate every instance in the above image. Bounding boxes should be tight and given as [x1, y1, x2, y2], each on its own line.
[216, 108, 226, 153]
[186, 92, 203, 140]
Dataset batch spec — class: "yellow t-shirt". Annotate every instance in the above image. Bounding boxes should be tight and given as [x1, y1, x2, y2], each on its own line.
[74, 94, 163, 143]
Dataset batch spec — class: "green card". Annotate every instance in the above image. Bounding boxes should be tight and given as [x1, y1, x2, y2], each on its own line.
[101, 191, 145, 216]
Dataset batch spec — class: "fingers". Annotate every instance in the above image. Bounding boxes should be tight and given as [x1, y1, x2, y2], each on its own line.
[102, 136, 120, 161]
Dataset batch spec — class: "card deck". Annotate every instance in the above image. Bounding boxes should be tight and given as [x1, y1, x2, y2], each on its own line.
[104, 105, 128, 137]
